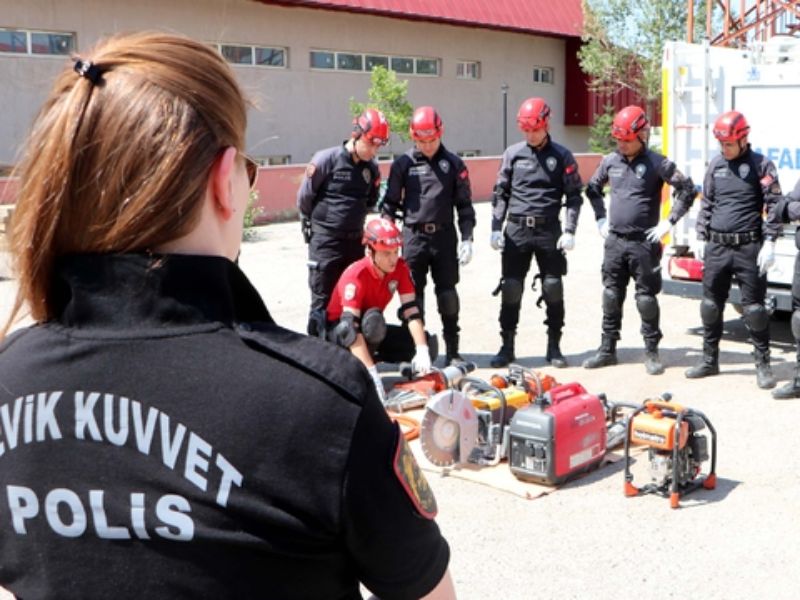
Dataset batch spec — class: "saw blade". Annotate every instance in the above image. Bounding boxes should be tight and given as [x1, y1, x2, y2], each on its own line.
[420, 409, 461, 467]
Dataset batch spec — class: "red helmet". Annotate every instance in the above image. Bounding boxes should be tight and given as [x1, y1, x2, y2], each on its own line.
[353, 108, 390, 146]
[517, 97, 551, 131]
[612, 106, 649, 141]
[410, 106, 443, 141]
[363, 218, 402, 251]
[713, 111, 750, 142]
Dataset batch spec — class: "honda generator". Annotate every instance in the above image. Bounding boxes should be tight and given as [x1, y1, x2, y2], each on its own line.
[623, 399, 716, 509]
[508, 382, 607, 485]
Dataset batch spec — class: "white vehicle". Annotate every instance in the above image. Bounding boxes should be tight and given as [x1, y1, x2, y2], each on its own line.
[661, 38, 800, 312]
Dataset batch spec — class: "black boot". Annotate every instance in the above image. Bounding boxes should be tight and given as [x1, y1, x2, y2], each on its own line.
[773, 366, 800, 399]
[755, 350, 776, 390]
[685, 344, 719, 379]
[444, 334, 463, 365]
[426, 333, 439, 363]
[546, 332, 568, 368]
[582, 336, 617, 369]
[490, 331, 516, 368]
[644, 343, 664, 375]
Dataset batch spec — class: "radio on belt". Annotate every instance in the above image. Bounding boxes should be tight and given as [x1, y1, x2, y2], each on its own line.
[508, 382, 607, 485]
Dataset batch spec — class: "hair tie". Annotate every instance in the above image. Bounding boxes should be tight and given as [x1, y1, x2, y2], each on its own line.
[74, 59, 102, 85]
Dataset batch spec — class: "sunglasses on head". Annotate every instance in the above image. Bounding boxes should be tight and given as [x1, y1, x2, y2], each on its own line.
[241, 152, 260, 189]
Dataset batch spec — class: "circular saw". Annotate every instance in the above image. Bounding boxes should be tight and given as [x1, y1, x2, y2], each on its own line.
[419, 389, 478, 466]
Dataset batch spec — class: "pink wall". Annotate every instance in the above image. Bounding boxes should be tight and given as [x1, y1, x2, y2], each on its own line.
[0, 154, 603, 225]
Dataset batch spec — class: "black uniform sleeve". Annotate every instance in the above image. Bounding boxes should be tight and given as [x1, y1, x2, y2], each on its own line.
[382, 157, 406, 221]
[453, 158, 476, 240]
[696, 162, 716, 240]
[491, 148, 514, 230]
[758, 158, 783, 241]
[343, 390, 449, 600]
[786, 180, 800, 222]
[584, 156, 609, 221]
[561, 149, 584, 234]
[659, 157, 697, 225]
[367, 162, 381, 212]
[296, 149, 332, 218]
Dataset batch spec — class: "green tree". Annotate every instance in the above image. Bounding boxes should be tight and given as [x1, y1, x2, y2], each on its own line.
[578, 0, 709, 129]
[587, 104, 617, 154]
[350, 66, 414, 143]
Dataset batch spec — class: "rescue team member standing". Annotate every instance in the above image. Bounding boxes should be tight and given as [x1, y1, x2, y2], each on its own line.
[771, 179, 800, 399]
[582, 106, 697, 375]
[382, 106, 476, 365]
[297, 108, 388, 338]
[0, 33, 454, 600]
[327, 218, 436, 402]
[685, 110, 782, 390]
[489, 97, 586, 369]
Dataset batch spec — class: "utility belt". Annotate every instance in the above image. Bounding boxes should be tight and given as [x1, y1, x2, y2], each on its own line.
[708, 230, 761, 246]
[407, 222, 453, 234]
[610, 230, 648, 242]
[507, 215, 558, 228]
[311, 223, 362, 240]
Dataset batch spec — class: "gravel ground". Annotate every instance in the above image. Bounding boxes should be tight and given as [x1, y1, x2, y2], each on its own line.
[2, 201, 798, 599]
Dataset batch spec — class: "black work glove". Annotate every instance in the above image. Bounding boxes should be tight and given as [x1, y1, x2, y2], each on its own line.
[301, 218, 312, 244]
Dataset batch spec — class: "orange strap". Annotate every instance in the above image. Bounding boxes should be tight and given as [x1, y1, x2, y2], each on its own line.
[388, 412, 421, 441]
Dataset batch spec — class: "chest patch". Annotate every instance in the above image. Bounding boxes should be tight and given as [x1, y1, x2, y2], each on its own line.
[393, 433, 437, 519]
[333, 171, 352, 182]
[344, 283, 357, 301]
[388, 279, 398, 294]
[609, 167, 624, 178]
[438, 159, 450, 173]
[409, 165, 430, 177]
[545, 156, 557, 172]
[635, 164, 647, 179]
[738, 163, 750, 179]
[713, 167, 728, 178]
[515, 159, 535, 170]
[362, 168, 372, 184]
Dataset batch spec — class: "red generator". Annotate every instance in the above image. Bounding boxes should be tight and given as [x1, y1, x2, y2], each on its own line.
[508, 382, 607, 485]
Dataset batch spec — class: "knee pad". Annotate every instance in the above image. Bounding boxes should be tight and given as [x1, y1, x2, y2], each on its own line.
[700, 298, 720, 327]
[791, 310, 800, 341]
[332, 313, 358, 348]
[635, 294, 659, 321]
[501, 278, 524, 305]
[541, 276, 564, 304]
[361, 308, 387, 346]
[436, 289, 460, 317]
[743, 303, 769, 333]
[602, 287, 622, 314]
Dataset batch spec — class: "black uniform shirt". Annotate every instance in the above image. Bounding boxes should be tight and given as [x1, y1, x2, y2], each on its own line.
[296, 143, 381, 233]
[586, 148, 696, 235]
[491, 136, 584, 233]
[0, 254, 448, 600]
[382, 144, 476, 240]
[696, 147, 783, 240]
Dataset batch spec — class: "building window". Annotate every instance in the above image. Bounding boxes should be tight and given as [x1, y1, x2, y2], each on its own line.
[457, 61, 480, 80]
[337, 53, 363, 71]
[415, 58, 439, 76]
[366, 55, 389, 71]
[457, 150, 481, 158]
[0, 28, 75, 56]
[263, 155, 291, 166]
[533, 66, 554, 84]
[376, 152, 395, 162]
[218, 44, 287, 68]
[309, 50, 439, 76]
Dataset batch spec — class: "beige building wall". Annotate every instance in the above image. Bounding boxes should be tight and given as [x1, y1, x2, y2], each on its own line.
[0, 0, 589, 168]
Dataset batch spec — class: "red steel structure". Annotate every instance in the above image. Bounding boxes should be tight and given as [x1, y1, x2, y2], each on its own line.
[688, 0, 800, 46]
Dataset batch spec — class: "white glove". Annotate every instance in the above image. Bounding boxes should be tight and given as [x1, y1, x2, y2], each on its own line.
[411, 345, 432, 375]
[757, 240, 776, 275]
[597, 218, 609, 239]
[646, 219, 672, 243]
[458, 240, 473, 266]
[367, 365, 386, 404]
[691, 239, 706, 261]
[556, 232, 575, 251]
[490, 230, 504, 251]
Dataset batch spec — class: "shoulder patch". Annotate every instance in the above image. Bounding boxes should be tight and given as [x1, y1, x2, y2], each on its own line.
[459, 168, 469, 180]
[393, 432, 437, 519]
[305, 163, 316, 178]
[344, 282, 357, 301]
[565, 163, 577, 175]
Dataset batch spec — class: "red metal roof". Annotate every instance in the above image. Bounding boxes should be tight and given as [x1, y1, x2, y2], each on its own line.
[259, 0, 583, 38]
